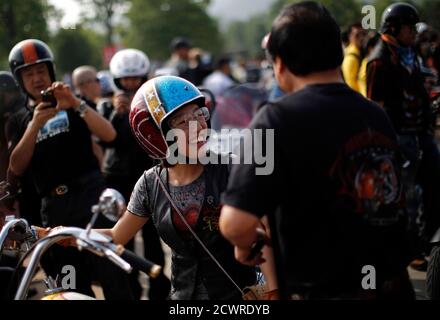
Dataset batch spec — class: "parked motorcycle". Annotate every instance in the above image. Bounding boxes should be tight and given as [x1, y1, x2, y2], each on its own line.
[0, 187, 162, 300]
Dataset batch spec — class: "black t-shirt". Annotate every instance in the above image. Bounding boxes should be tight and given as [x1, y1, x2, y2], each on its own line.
[6, 106, 100, 195]
[222, 83, 412, 295]
[96, 99, 114, 120]
[1, 98, 24, 181]
[102, 110, 154, 183]
[1, 114, 10, 181]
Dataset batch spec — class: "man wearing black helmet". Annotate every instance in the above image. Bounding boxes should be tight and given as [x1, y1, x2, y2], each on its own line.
[0, 72, 24, 183]
[0, 72, 26, 225]
[5, 39, 135, 299]
[367, 3, 440, 269]
[1, 72, 43, 231]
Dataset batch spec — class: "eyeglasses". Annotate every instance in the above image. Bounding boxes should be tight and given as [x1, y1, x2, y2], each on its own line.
[77, 78, 99, 87]
[168, 107, 210, 129]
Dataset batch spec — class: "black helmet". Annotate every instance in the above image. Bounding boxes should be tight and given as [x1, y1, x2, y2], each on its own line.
[381, 3, 419, 34]
[0, 71, 20, 93]
[8, 39, 56, 94]
[0, 71, 23, 116]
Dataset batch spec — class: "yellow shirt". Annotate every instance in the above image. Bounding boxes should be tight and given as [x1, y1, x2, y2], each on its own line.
[342, 43, 362, 93]
[358, 58, 368, 97]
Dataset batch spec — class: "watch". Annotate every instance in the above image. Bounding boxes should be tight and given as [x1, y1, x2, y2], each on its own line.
[75, 100, 89, 118]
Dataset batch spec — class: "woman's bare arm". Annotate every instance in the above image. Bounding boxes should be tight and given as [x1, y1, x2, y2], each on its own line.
[98, 211, 149, 245]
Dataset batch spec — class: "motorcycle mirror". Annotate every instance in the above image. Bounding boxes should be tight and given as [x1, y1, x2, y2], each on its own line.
[87, 188, 126, 234]
[96, 188, 126, 222]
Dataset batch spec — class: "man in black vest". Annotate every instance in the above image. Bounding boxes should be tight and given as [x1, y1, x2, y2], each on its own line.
[367, 3, 440, 269]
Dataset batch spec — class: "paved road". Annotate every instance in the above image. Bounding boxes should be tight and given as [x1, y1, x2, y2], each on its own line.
[409, 267, 428, 300]
[26, 231, 428, 300]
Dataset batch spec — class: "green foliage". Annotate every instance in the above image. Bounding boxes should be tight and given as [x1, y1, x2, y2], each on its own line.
[75, 0, 128, 45]
[223, 0, 363, 59]
[269, 0, 362, 28]
[0, 0, 53, 68]
[418, 0, 440, 31]
[368, 0, 440, 31]
[125, 0, 222, 60]
[224, 13, 271, 58]
[50, 26, 105, 75]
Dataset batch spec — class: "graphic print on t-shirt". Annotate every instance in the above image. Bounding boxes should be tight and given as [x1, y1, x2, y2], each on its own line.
[170, 174, 205, 237]
[36, 110, 70, 143]
[200, 197, 222, 232]
[329, 130, 402, 225]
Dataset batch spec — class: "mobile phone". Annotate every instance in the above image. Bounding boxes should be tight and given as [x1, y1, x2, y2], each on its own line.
[40, 89, 57, 108]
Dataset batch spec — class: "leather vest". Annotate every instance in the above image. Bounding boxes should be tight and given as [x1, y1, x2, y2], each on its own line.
[146, 162, 256, 300]
[368, 39, 431, 133]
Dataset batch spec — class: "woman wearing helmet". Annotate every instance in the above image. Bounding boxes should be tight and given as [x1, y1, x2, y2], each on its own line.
[104, 49, 171, 300]
[97, 76, 264, 300]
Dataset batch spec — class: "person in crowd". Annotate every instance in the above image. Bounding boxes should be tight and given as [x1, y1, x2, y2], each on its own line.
[165, 37, 194, 82]
[203, 57, 236, 97]
[220, 1, 415, 300]
[6, 39, 134, 299]
[367, 2, 440, 271]
[342, 22, 367, 93]
[72, 66, 102, 110]
[106, 48, 171, 300]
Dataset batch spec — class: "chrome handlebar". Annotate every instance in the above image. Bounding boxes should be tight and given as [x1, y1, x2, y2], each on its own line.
[0, 218, 36, 253]
[14, 227, 132, 300]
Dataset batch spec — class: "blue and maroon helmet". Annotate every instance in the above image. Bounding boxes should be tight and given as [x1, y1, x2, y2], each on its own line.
[129, 76, 205, 159]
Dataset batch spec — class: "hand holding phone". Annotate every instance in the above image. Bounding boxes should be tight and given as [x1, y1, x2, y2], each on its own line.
[40, 89, 57, 109]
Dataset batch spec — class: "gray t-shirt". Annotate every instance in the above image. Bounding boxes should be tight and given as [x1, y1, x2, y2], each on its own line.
[127, 170, 153, 218]
[127, 168, 209, 299]
[127, 169, 206, 238]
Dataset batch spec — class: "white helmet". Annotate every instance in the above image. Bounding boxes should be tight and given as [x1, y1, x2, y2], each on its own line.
[110, 48, 150, 89]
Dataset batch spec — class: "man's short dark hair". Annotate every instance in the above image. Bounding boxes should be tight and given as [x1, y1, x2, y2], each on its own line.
[347, 22, 363, 37]
[170, 37, 192, 51]
[215, 56, 231, 70]
[267, 1, 343, 76]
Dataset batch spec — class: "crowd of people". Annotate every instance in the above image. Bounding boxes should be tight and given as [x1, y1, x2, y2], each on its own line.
[1, 0, 440, 300]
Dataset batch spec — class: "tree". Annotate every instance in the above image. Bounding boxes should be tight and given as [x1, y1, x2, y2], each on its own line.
[418, 0, 440, 31]
[50, 25, 104, 76]
[223, 0, 363, 59]
[224, 13, 271, 59]
[125, 0, 222, 61]
[370, 0, 438, 31]
[0, 0, 54, 68]
[269, 0, 363, 29]
[76, 0, 128, 46]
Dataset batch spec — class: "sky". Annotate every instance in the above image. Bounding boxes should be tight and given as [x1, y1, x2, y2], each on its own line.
[48, 0, 275, 29]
